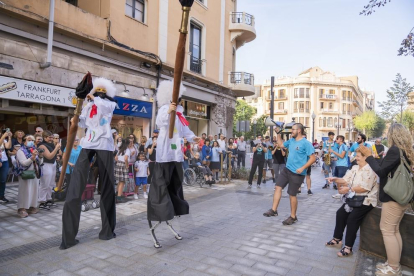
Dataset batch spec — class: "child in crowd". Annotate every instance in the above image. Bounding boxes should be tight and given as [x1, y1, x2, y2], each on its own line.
[134, 153, 149, 199]
[191, 152, 214, 185]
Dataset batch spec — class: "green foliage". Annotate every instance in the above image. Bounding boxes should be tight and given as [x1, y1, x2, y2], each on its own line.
[370, 116, 386, 138]
[378, 74, 414, 122]
[244, 114, 268, 140]
[353, 111, 377, 134]
[396, 110, 414, 135]
[233, 100, 256, 137]
[382, 139, 388, 147]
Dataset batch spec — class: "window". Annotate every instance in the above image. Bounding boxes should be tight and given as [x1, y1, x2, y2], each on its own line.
[328, 117, 333, 127]
[329, 102, 333, 109]
[319, 117, 322, 127]
[329, 89, 335, 95]
[190, 22, 202, 74]
[306, 88, 310, 98]
[65, 0, 78, 6]
[334, 117, 338, 126]
[278, 102, 284, 109]
[279, 117, 284, 122]
[342, 91, 346, 99]
[299, 117, 304, 125]
[323, 117, 327, 127]
[305, 101, 310, 110]
[305, 117, 309, 126]
[343, 103, 346, 112]
[299, 102, 305, 110]
[320, 102, 324, 109]
[125, 0, 145, 22]
[320, 89, 324, 97]
[279, 89, 285, 98]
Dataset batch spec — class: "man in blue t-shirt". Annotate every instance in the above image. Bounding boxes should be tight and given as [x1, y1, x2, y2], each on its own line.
[263, 123, 315, 225]
[322, 132, 339, 189]
[348, 133, 369, 166]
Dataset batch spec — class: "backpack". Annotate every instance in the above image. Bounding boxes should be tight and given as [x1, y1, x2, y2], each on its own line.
[383, 149, 414, 205]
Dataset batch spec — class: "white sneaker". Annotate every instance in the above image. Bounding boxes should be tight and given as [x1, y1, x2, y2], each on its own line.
[133, 194, 138, 200]
[301, 183, 305, 188]
[143, 192, 148, 199]
[376, 261, 388, 270]
[332, 194, 341, 199]
[375, 265, 402, 276]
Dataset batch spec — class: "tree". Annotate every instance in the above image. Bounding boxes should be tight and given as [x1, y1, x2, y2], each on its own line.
[244, 114, 268, 140]
[396, 110, 414, 135]
[378, 74, 414, 122]
[353, 111, 378, 137]
[233, 99, 256, 137]
[360, 0, 414, 57]
[370, 116, 386, 138]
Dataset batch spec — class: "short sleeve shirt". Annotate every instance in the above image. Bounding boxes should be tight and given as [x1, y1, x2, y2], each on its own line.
[283, 138, 315, 175]
[117, 150, 130, 163]
[253, 143, 267, 162]
[342, 164, 378, 207]
[336, 144, 349, 167]
[134, 160, 149, 177]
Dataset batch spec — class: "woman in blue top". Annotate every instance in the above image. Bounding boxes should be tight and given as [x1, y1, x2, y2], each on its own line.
[201, 139, 212, 167]
[64, 138, 82, 187]
[210, 140, 222, 180]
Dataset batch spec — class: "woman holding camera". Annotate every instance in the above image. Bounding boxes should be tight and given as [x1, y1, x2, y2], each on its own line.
[38, 130, 61, 208]
[0, 129, 12, 203]
[15, 135, 43, 218]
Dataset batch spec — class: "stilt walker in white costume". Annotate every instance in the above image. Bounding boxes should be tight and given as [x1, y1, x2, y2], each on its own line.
[60, 77, 117, 249]
[147, 80, 200, 248]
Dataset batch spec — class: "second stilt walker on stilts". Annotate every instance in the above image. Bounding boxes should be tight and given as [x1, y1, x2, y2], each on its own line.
[147, 80, 200, 248]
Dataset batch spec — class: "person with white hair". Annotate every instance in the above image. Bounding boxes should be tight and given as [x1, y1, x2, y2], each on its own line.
[147, 80, 200, 248]
[60, 77, 117, 250]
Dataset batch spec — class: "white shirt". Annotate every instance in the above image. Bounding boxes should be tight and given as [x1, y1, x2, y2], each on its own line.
[79, 97, 117, 151]
[155, 105, 196, 163]
[117, 150, 130, 163]
[134, 160, 149, 177]
[126, 145, 138, 163]
[0, 145, 7, 162]
[217, 139, 226, 151]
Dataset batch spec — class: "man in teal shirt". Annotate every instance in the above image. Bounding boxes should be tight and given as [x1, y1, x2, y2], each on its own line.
[263, 123, 315, 225]
[348, 133, 368, 166]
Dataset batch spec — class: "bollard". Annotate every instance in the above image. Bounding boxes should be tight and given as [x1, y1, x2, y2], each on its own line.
[220, 152, 223, 184]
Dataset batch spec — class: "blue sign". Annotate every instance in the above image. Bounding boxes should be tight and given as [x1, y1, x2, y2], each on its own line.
[113, 97, 152, 119]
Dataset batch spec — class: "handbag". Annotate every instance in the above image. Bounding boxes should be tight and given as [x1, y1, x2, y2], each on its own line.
[384, 149, 414, 205]
[21, 170, 36, 180]
[346, 195, 367, 208]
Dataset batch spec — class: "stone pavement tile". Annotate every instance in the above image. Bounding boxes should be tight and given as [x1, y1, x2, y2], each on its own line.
[64, 251, 93, 262]
[177, 258, 209, 271]
[80, 256, 112, 270]
[205, 265, 242, 276]
[276, 260, 312, 274]
[179, 268, 211, 276]
[75, 266, 107, 276]
[106, 255, 137, 267]
[152, 251, 184, 263]
[195, 248, 226, 259]
[286, 269, 310, 276]
[230, 263, 267, 276]
[286, 249, 320, 261]
[266, 252, 299, 263]
[57, 259, 86, 272]
[239, 245, 268, 256]
[128, 253, 162, 266]
[245, 252, 277, 265]
[27, 261, 61, 274]
[332, 266, 353, 276]
[296, 258, 334, 272]
[278, 243, 307, 251]
[127, 263, 163, 276]
[101, 264, 137, 276]
[216, 246, 247, 258]
[212, 239, 241, 250]
[175, 249, 207, 262]
[47, 269, 74, 276]
[85, 248, 114, 259]
[252, 262, 289, 275]
[0, 262, 36, 275]
[200, 256, 233, 269]
[224, 255, 256, 267]
[258, 244, 288, 254]
[153, 261, 187, 274]
[309, 267, 338, 276]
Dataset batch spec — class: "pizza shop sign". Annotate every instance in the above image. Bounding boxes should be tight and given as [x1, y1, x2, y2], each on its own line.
[0, 76, 76, 107]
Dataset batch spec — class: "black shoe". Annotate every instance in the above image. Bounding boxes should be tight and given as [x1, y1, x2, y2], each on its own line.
[297, 189, 301, 194]
[282, 216, 298, 225]
[333, 185, 338, 190]
[38, 203, 50, 210]
[308, 189, 313, 196]
[322, 184, 329, 189]
[46, 200, 57, 207]
[262, 179, 266, 184]
[273, 178, 275, 183]
[263, 209, 278, 217]
[0, 197, 9, 203]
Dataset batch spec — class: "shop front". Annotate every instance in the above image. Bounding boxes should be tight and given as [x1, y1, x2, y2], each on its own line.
[182, 100, 210, 136]
[0, 75, 76, 140]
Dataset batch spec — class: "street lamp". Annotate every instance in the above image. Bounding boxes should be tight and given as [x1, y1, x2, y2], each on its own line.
[311, 111, 316, 142]
[337, 115, 343, 136]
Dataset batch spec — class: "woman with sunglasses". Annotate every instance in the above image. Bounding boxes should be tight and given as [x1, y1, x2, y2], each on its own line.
[38, 130, 61, 209]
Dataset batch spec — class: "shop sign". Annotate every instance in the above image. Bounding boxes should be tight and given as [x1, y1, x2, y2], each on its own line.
[185, 101, 209, 119]
[114, 97, 152, 119]
[0, 76, 76, 107]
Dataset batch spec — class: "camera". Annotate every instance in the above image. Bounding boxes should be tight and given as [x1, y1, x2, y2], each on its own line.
[38, 148, 45, 153]
[1, 128, 10, 134]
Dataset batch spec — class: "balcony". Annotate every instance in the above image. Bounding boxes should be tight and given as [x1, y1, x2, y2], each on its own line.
[266, 109, 288, 115]
[342, 97, 352, 101]
[320, 109, 339, 114]
[229, 12, 257, 49]
[265, 95, 288, 101]
[319, 94, 337, 100]
[293, 109, 310, 113]
[190, 55, 204, 75]
[342, 111, 352, 115]
[229, 72, 255, 97]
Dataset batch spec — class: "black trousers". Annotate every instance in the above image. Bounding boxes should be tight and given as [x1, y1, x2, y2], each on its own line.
[148, 162, 155, 184]
[237, 151, 246, 168]
[333, 203, 373, 247]
[147, 162, 189, 222]
[248, 158, 264, 185]
[60, 149, 116, 249]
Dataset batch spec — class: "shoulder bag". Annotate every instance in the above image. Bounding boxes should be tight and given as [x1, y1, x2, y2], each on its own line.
[384, 149, 414, 205]
[345, 171, 367, 208]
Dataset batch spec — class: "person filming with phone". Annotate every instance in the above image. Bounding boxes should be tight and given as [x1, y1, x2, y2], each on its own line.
[0, 128, 12, 203]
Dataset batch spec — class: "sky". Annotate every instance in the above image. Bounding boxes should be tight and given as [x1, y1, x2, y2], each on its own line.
[236, 0, 414, 109]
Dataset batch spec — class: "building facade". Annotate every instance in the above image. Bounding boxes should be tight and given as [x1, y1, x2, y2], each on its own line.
[0, 0, 256, 141]
[408, 91, 414, 111]
[246, 66, 375, 142]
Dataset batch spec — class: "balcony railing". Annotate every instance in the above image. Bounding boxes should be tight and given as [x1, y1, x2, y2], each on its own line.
[231, 12, 255, 26]
[342, 111, 352, 115]
[294, 109, 310, 113]
[320, 109, 339, 114]
[265, 95, 287, 101]
[229, 72, 254, 85]
[319, 94, 337, 100]
[274, 109, 288, 114]
[190, 55, 203, 74]
[294, 93, 310, 99]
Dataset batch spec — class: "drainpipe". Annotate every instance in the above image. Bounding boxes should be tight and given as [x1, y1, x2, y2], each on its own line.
[40, 0, 55, 69]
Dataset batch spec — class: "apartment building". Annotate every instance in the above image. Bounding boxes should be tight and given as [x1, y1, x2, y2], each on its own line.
[246, 66, 375, 142]
[408, 91, 414, 111]
[0, 0, 256, 140]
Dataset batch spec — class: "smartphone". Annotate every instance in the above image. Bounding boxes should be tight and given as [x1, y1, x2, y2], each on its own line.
[59, 139, 62, 144]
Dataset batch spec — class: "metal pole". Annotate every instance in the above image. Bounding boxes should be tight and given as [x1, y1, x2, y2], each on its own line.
[40, 0, 55, 68]
[337, 114, 339, 136]
[270, 76, 275, 140]
[312, 118, 315, 142]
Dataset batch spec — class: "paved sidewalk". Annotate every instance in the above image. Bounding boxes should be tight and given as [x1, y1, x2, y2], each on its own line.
[0, 169, 413, 276]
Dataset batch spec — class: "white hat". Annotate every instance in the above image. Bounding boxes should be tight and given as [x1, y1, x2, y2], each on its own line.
[111, 129, 117, 134]
[91, 77, 116, 98]
[156, 80, 185, 107]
